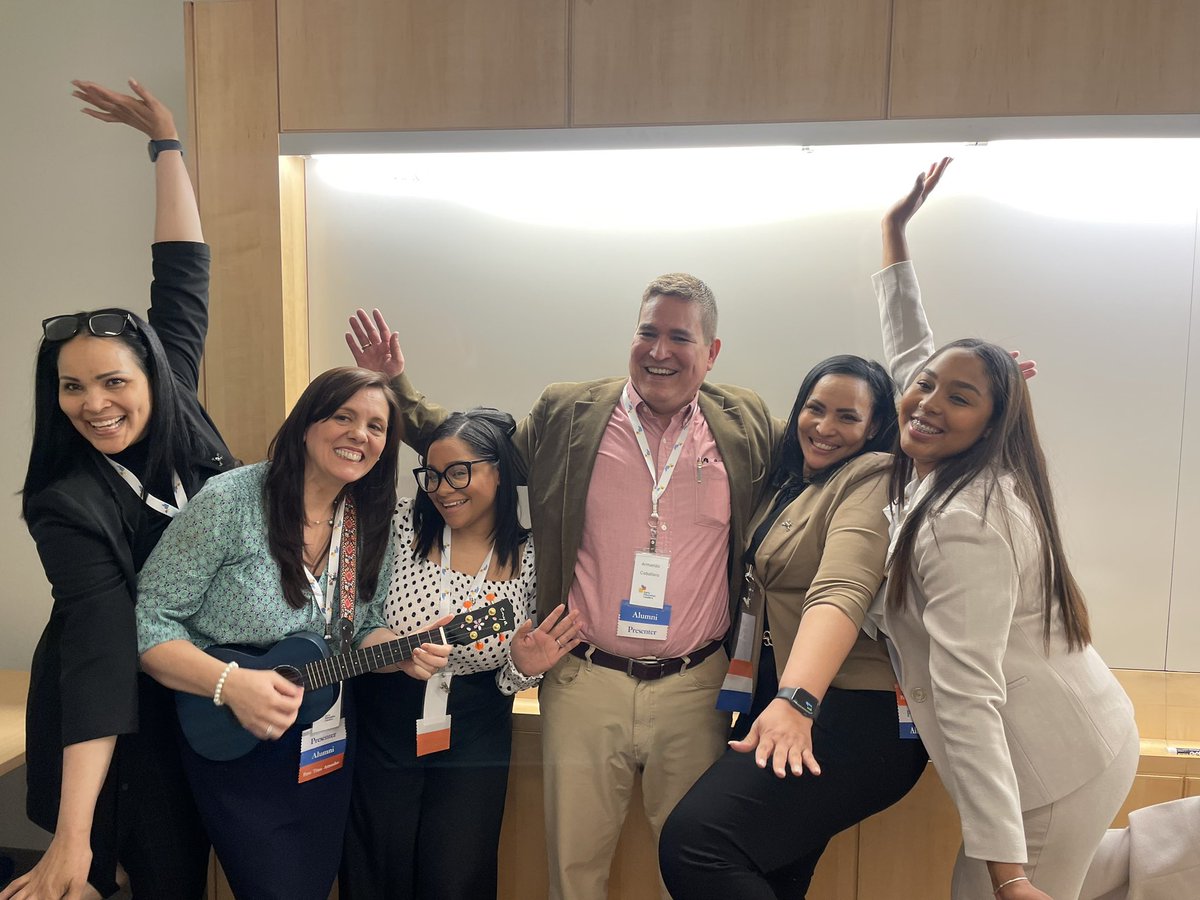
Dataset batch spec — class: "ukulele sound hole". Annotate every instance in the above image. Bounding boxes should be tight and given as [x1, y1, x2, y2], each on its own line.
[276, 665, 304, 688]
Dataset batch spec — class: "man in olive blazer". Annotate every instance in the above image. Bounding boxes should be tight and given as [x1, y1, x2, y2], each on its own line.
[367, 273, 784, 899]
[390, 373, 779, 627]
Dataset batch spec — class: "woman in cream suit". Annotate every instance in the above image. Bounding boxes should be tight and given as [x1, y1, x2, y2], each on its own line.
[876, 159, 1139, 900]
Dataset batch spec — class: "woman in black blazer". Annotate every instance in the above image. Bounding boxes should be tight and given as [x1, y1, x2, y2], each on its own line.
[5, 80, 232, 900]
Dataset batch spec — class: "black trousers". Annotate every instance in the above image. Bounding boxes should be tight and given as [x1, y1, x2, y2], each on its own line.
[179, 687, 356, 900]
[660, 658, 928, 900]
[340, 669, 514, 900]
[89, 677, 209, 899]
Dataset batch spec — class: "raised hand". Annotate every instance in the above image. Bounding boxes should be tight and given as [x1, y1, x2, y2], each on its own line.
[885, 156, 952, 232]
[1010, 350, 1038, 381]
[509, 604, 583, 677]
[71, 79, 178, 141]
[728, 697, 822, 778]
[346, 308, 405, 377]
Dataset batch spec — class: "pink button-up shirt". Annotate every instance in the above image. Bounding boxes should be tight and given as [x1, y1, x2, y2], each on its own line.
[568, 381, 731, 658]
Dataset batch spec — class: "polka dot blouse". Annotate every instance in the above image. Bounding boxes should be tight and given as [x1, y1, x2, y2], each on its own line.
[384, 498, 539, 695]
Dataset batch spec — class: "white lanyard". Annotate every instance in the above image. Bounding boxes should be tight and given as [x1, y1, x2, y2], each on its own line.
[104, 458, 187, 518]
[622, 383, 694, 552]
[423, 525, 496, 721]
[437, 524, 495, 615]
[304, 496, 348, 631]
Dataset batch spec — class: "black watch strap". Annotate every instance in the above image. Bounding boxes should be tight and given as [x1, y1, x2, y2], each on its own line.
[148, 139, 183, 162]
[775, 686, 821, 720]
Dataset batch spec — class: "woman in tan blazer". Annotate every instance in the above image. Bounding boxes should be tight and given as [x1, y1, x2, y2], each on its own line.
[877, 160, 1138, 900]
[660, 353, 929, 899]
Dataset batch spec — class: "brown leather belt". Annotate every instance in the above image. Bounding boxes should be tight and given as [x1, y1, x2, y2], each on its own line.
[569, 639, 724, 681]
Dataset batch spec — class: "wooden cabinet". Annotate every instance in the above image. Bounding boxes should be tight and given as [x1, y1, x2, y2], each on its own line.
[889, 0, 1200, 118]
[570, 0, 891, 126]
[277, 0, 568, 132]
[1111, 774, 1185, 828]
[856, 766, 961, 898]
[1186, 777, 1200, 798]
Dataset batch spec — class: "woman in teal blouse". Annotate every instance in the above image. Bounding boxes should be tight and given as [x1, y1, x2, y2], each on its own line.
[136, 367, 451, 900]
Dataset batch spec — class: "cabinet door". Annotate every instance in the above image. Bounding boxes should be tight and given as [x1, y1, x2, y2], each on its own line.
[1111, 774, 1185, 828]
[856, 766, 960, 899]
[890, 0, 1200, 118]
[571, 0, 890, 126]
[278, 0, 568, 131]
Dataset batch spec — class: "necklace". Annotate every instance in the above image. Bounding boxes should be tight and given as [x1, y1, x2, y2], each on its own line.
[304, 501, 336, 528]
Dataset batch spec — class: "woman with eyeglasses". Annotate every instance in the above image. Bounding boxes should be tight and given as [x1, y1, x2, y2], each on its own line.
[10, 81, 232, 900]
[340, 407, 582, 900]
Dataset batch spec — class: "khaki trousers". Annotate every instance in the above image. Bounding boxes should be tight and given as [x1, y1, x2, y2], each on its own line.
[539, 646, 731, 900]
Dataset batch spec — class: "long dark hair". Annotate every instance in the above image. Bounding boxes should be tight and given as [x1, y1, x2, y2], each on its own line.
[22, 309, 198, 518]
[885, 339, 1091, 651]
[412, 407, 529, 572]
[773, 354, 897, 489]
[265, 367, 402, 611]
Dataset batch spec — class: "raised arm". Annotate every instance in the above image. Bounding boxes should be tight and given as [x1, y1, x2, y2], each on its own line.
[72, 79, 201, 243]
[877, 160, 1036, 385]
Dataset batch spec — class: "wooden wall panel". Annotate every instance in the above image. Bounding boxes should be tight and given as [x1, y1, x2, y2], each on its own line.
[277, 0, 569, 132]
[857, 766, 960, 898]
[890, 0, 1200, 118]
[1111, 774, 1185, 829]
[189, 0, 304, 462]
[571, 0, 891, 126]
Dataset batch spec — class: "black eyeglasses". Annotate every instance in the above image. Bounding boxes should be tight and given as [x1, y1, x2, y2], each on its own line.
[42, 312, 136, 342]
[413, 458, 496, 493]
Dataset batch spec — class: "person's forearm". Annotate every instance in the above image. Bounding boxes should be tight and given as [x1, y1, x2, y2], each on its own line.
[140, 639, 227, 697]
[153, 148, 203, 244]
[56, 737, 117, 841]
[881, 215, 911, 268]
[776, 605, 859, 699]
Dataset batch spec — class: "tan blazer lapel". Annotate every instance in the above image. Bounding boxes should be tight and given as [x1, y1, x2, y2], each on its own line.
[559, 382, 624, 599]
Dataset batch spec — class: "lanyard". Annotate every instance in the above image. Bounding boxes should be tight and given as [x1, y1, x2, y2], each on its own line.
[424, 525, 497, 718]
[437, 524, 495, 616]
[622, 383, 694, 553]
[104, 458, 187, 518]
[304, 495, 352, 641]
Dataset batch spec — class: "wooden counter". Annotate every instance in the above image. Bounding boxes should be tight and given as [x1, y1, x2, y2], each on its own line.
[496, 680, 1200, 900]
[0, 670, 30, 778]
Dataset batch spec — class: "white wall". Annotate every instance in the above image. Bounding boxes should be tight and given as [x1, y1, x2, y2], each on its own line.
[304, 141, 1200, 673]
[0, 0, 189, 848]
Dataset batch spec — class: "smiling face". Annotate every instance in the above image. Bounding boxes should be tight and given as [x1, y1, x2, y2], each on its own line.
[898, 347, 995, 477]
[629, 294, 721, 419]
[57, 335, 152, 454]
[425, 435, 499, 537]
[795, 374, 876, 476]
[303, 386, 390, 490]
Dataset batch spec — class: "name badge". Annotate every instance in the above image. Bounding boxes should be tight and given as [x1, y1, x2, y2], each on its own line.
[617, 601, 671, 640]
[895, 683, 919, 740]
[298, 717, 347, 782]
[311, 691, 343, 733]
[629, 551, 670, 609]
[416, 714, 453, 756]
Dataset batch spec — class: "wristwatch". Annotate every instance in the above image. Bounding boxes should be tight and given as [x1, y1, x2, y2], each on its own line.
[775, 686, 821, 720]
[148, 139, 183, 162]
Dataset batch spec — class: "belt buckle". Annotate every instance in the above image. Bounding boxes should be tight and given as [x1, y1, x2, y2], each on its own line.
[628, 655, 668, 680]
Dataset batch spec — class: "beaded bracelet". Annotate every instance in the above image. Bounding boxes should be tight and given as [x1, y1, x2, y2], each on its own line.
[212, 660, 239, 707]
[994, 875, 1029, 895]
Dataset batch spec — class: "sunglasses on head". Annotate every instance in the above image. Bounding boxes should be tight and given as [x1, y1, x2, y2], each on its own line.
[42, 312, 136, 343]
